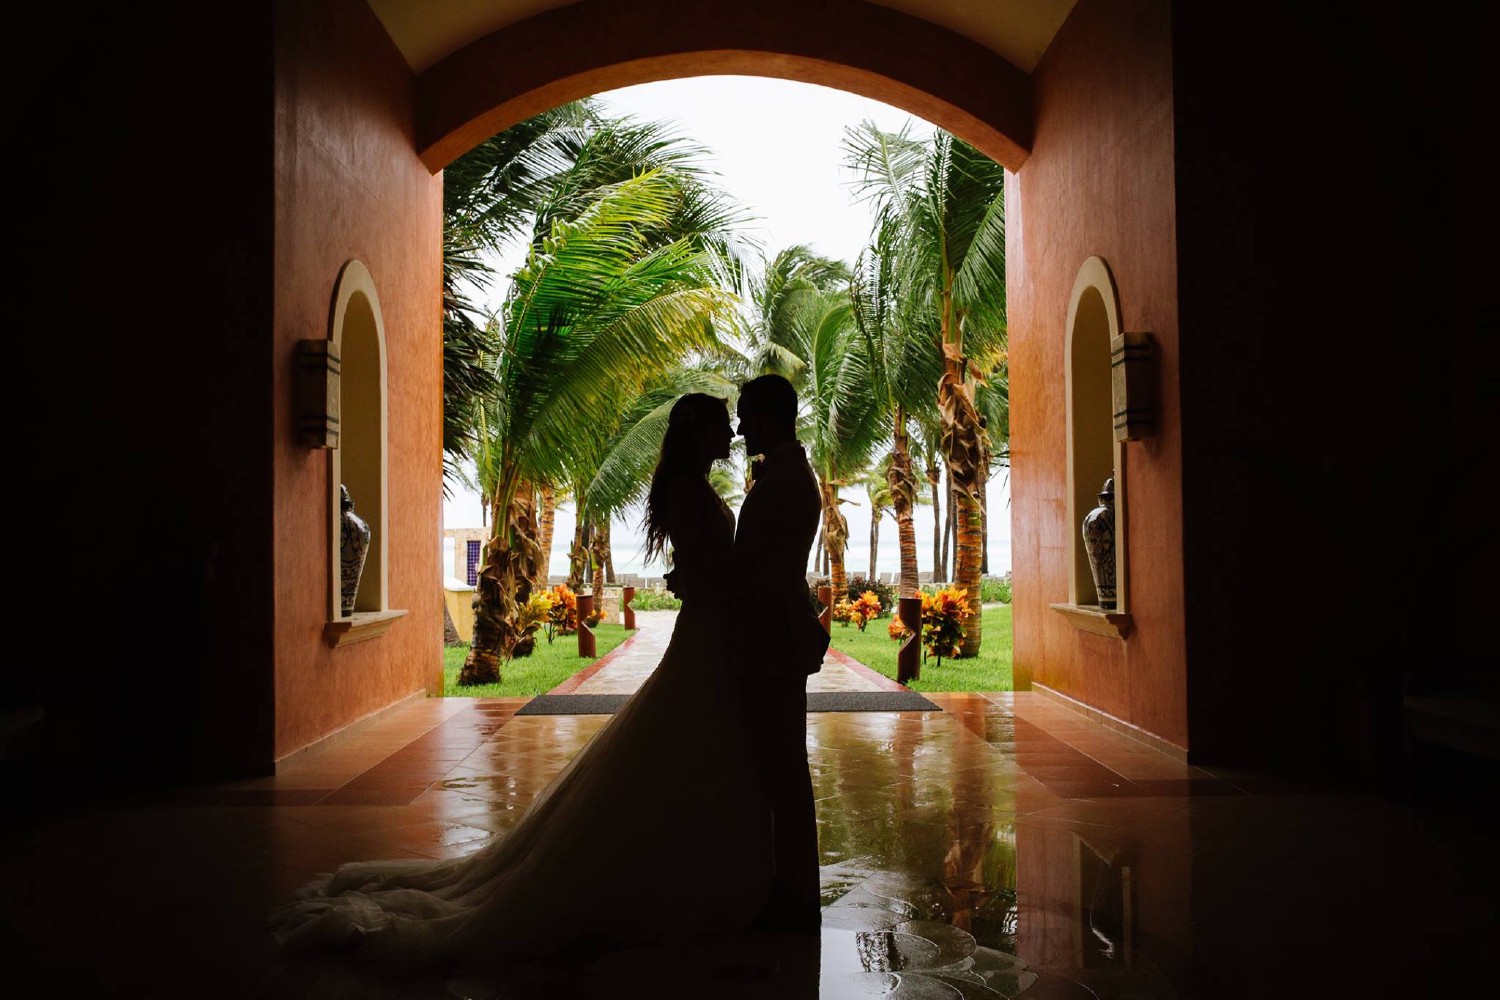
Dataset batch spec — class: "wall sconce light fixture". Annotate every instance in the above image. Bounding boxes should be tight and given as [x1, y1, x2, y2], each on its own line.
[296, 339, 341, 448]
[1110, 332, 1154, 441]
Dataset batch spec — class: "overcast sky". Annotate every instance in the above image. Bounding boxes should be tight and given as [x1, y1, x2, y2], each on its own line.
[442, 76, 1011, 581]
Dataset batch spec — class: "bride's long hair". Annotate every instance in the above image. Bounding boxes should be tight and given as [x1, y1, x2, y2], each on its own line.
[642, 392, 728, 564]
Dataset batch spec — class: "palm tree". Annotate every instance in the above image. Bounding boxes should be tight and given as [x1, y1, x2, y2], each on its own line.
[443, 102, 597, 489]
[973, 346, 1010, 575]
[742, 245, 852, 380]
[862, 465, 894, 583]
[459, 172, 736, 683]
[571, 366, 738, 601]
[536, 483, 558, 582]
[849, 215, 943, 599]
[794, 290, 884, 598]
[844, 121, 1007, 655]
[582, 366, 740, 513]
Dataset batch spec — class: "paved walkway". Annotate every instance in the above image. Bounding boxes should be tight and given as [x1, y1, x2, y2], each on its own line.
[563, 610, 903, 695]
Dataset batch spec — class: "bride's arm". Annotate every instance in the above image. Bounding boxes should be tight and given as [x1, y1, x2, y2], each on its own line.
[662, 476, 715, 598]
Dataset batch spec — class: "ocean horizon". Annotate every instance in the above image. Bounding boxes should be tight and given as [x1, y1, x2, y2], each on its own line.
[441, 474, 1014, 583]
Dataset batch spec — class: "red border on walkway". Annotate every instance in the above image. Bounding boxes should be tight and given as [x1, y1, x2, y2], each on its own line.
[544, 630, 643, 695]
[824, 646, 914, 692]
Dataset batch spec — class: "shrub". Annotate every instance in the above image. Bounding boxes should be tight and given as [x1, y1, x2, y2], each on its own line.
[545, 583, 579, 640]
[833, 592, 882, 630]
[844, 576, 895, 615]
[921, 585, 971, 666]
[980, 577, 1013, 604]
[629, 589, 682, 611]
[888, 615, 911, 641]
[512, 590, 555, 657]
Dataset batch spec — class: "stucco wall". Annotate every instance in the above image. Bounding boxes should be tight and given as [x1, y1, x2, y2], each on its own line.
[1008, 0, 1186, 750]
[272, 0, 443, 761]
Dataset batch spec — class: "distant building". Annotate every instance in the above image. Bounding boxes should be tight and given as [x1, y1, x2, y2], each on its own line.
[443, 527, 487, 586]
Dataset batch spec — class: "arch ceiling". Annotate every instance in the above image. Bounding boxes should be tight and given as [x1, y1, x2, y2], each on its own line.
[366, 0, 1078, 172]
[367, 0, 1078, 75]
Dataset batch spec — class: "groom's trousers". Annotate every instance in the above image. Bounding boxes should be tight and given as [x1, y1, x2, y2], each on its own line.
[738, 675, 820, 920]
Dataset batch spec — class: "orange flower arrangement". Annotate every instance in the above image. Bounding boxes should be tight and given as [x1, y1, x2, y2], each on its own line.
[833, 591, 885, 631]
[851, 591, 883, 631]
[513, 590, 556, 656]
[920, 585, 971, 666]
[545, 583, 579, 639]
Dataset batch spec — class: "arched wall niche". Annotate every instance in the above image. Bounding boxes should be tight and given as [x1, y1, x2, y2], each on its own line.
[328, 259, 389, 622]
[1063, 256, 1129, 617]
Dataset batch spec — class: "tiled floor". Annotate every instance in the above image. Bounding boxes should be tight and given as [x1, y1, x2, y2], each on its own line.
[5, 688, 1495, 998]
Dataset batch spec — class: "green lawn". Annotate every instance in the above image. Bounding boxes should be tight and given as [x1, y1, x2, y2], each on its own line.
[442, 623, 630, 697]
[828, 604, 1013, 692]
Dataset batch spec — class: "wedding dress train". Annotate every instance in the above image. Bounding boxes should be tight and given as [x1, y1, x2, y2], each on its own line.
[270, 484, 771, 971]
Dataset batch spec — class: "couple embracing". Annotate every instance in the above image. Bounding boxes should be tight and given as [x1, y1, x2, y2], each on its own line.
[272, 375, 831, 972]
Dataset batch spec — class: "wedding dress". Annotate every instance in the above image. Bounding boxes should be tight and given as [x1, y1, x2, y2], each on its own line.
[270, 477, 772, 970]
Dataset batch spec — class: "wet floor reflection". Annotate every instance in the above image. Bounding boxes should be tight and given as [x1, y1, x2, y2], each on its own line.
[13, 689, 1493, 997]
[266, 699, 1184, 997]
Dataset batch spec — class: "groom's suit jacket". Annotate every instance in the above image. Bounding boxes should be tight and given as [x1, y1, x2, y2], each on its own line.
[729, 441, 830, 678]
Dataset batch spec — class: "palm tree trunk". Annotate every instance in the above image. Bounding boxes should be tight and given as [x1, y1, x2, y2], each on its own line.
[819, 477, 848, 597]
[979, 459, 989, 575]
[928, 462, 941, 586]
[537, 484, 556, 583]
[567, 515, 589, 592]
[869, 510, 879, 582]
[939, 361, 987, 657]
[601, 519, 615, 584]
[942, 463, 954, 582]
[590, 523, 607, 612]
[460, 480, 542, 683]
[814, 524, 824, 575]
[953, 488, 984, 654]
[888, 419, 920, 599]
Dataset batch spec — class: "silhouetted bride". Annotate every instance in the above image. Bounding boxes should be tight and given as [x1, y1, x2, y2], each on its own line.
[271, 393, 771, 970]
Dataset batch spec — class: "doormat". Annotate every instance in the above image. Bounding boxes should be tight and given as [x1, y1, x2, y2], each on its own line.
[515, 691, 941, 716]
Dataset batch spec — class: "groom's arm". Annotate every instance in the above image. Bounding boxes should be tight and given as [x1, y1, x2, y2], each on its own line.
[735, 468, 820, 590]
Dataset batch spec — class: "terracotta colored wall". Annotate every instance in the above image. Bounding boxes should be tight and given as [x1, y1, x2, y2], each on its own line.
[272, 0, 443, 761]
[1008, 0, 1187, 749]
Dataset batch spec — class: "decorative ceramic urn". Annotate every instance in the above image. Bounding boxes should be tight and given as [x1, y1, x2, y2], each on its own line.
[340, 484, 371, 616]
[1082, 476, 1117, 610]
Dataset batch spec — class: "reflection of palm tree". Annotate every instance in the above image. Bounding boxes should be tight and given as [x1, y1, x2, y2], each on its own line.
[943, 698, 997, 934]
[845, 122, 1006, 654]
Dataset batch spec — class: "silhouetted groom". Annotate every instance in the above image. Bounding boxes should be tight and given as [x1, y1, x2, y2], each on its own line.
[730, 374, 830, 933]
